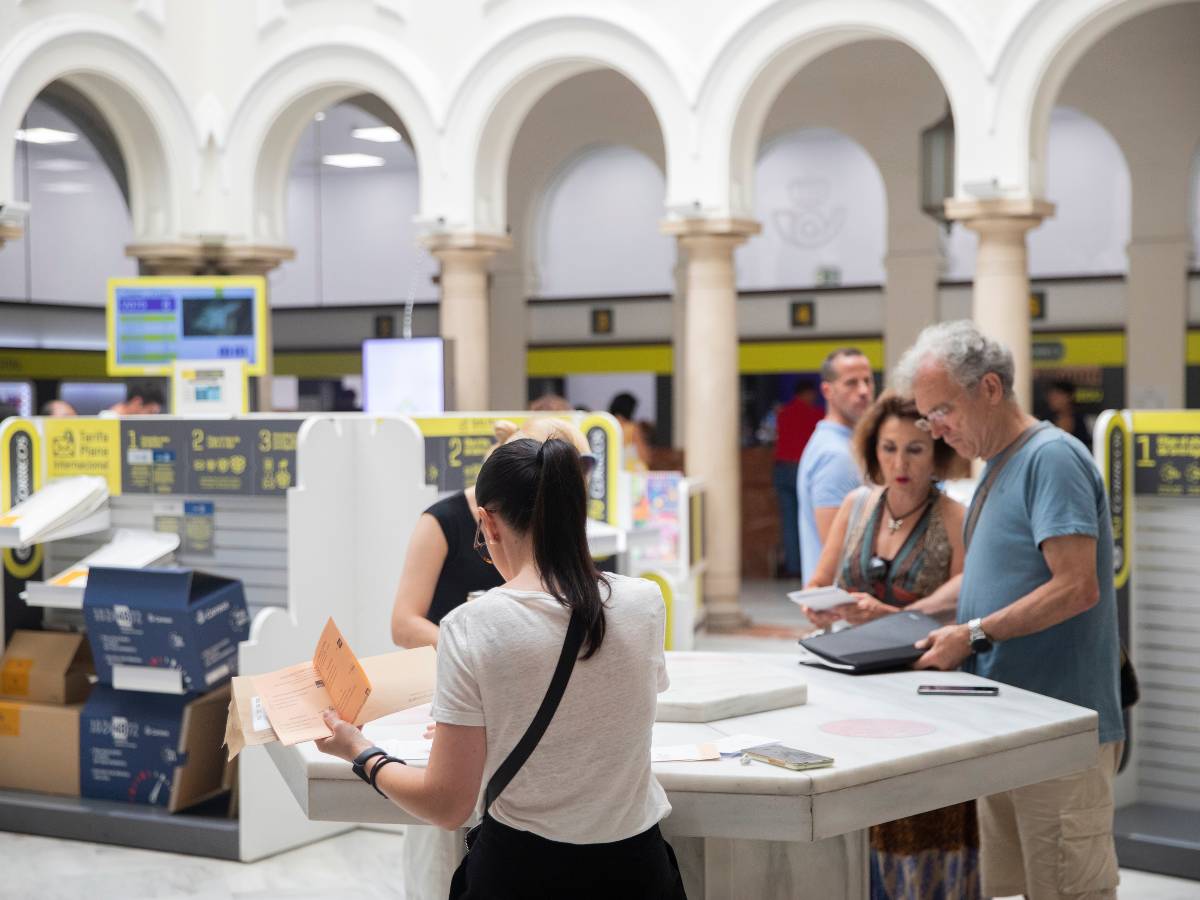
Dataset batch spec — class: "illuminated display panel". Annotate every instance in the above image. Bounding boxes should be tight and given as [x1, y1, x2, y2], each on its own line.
[107, 277, 267, 376]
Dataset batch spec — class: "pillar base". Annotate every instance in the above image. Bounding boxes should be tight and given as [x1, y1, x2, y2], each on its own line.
[703, 601, 751, 633]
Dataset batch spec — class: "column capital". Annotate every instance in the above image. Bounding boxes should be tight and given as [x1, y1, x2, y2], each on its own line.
[0, 223, 22, 250]
[126, 241, 294, 276]
[661, 216, 761, 242]
[421, 231, 512, 256]
[944, 197, 1054, 234]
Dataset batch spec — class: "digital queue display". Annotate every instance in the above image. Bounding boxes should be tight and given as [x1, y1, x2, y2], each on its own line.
[107, 277, 268, 376]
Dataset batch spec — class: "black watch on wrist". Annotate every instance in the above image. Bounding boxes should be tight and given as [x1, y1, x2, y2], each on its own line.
[352, 747, 387, 784]
[967, 618, 993, 654]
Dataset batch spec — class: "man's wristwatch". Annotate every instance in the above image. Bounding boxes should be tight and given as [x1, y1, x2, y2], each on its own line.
[967, 618, 993, 654]
[352, 746, 388, 784]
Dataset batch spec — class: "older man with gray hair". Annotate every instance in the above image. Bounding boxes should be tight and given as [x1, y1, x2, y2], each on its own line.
[894, 320, 1123, 900]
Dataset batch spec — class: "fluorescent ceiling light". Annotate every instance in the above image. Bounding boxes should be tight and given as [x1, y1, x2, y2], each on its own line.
[352, 126, 402, 143]
[42, 181, 92, 194]
[16, 127, 79, 144]
[321, 153, 385, 168]
[36, 158, 88, 172]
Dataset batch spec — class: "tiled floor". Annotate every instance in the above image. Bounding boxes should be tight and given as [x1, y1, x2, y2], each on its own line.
[1, 580, 1195, 899]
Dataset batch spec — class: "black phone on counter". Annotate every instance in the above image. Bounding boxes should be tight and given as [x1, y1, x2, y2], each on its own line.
[917, 684, 999, 696]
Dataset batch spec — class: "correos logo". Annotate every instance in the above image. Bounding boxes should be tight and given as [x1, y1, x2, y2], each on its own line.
[195, 600, 230, 625]
[115, 605, 134, 630]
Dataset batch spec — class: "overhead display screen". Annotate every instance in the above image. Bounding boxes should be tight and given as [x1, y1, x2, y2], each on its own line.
[107, 277, 268, 376]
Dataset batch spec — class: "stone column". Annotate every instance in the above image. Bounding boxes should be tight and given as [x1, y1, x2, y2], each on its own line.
[944, 198, 1054, 410]
[662, 218, 760, 630]
[488, 250, 527, 410]
[423, 233, 512, 412]
[126, 242, 294, 412]
[883, 250, 941, 381]
[671, 245, 688, 449]
[1126, 236, 1191, 408]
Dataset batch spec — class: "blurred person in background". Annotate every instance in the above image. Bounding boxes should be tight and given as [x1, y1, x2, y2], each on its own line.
[796, 348, 875, 583]
[609, 392, 650, 472]
[773, 381, 822, 578]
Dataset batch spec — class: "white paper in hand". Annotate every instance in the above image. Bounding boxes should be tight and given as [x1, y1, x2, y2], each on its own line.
[787, 586, 856, 612]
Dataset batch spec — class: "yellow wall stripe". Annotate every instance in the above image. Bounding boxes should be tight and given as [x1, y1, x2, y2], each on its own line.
[274, 352, 363, 377]
[1031, 332, 1125, 368]
[0, 349, 108, 378]
[527, 345, 674, 376]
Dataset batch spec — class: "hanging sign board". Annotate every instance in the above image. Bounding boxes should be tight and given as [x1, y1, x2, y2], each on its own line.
[107, 277, 268, 376]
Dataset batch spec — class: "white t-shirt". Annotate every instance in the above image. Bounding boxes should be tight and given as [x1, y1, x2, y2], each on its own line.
[430, 573, 671, 844]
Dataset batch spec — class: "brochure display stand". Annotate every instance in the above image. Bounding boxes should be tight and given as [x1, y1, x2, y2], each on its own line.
[0, 413, 434, 861]
[622, 471, 707, 650]
[1096, 410, 1200, 880]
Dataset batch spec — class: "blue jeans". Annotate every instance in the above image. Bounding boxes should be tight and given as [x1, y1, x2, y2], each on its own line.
[773, 461, 801, 577]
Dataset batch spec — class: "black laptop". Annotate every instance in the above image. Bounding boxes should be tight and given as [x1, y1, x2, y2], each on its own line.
[799, 610, 941, 674]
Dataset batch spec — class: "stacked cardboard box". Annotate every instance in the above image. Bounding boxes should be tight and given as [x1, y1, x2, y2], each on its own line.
[80, 567, 248, 812]
[0, 630, 94, 796]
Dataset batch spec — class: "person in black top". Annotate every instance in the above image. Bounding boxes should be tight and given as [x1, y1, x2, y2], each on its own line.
[390, 417, 592, 648]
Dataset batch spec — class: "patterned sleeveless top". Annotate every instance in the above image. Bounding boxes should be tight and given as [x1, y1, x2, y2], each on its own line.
[836, 485, 952, 607]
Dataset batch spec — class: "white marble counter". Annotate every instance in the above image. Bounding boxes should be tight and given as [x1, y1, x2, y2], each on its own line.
[267, 651, 1098, 844]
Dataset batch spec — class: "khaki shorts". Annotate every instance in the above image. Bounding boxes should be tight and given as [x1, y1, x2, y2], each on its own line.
[978, 741, 1122, 900]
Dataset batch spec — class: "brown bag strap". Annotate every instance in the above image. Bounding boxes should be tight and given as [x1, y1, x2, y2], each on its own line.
[963, 422, 1051, 551]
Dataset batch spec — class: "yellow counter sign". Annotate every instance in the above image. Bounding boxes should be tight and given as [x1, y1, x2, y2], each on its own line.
[44, 419, 122, 495]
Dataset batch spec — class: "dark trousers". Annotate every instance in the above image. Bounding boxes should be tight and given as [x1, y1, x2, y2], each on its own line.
[451, 815, 687, 899]
[773, 461, 802, 577]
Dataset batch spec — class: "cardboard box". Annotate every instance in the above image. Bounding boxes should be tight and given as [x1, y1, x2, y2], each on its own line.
[80, 684, 230, 812]
[0, 630, 93, 704]
[83, 567, 249, 694]
[0, 700, 81, 796]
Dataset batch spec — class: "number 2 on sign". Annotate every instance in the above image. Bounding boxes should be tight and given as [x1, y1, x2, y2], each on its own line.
[192, 428, 204, 452]
[448, 436, 463, 468]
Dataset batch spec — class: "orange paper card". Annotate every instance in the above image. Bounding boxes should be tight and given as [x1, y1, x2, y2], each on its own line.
[254, 618, 373, 746]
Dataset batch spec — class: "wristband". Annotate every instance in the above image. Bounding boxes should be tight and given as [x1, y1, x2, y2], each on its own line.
[351, 747, 387, 785]
[368, 755, 407, 796]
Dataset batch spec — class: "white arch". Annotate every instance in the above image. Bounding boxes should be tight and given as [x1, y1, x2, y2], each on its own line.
[0, 15, 196, 241]
[991, 0, 1194, 198]
[693, 0, 981, 218]
[439, 13, 690, 234]
[222, 30, 440, 246]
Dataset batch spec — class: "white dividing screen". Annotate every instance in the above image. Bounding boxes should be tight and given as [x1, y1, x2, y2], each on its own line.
[363, 338, 445, 414]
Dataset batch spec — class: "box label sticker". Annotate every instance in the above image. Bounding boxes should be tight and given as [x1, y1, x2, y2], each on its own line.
[0, 702, 19, 735]
[183, 501, 215, 556]
[1, 658, 33, 696]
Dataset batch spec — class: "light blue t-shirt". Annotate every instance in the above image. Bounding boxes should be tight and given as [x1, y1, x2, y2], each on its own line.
[797, 420, 861, 584]
[961, 426, 1124, 744]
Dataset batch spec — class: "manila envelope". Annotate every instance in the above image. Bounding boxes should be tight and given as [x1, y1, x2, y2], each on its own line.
[225, 645, 436, 759]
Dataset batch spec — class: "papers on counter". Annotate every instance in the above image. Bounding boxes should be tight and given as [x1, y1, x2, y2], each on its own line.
[21, 528, 179, 608]
[787, 586, 857, 612]
[650, 733, 778, 763]
[225, 617, 437, 758]
[0, 476, 109, 548]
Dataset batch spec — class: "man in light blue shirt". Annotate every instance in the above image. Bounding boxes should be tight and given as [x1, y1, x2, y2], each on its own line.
[898, 320, 1123, 899]
[797, 348, 874, 584]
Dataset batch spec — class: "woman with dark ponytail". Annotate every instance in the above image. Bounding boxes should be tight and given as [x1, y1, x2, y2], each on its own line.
[318, 437, 687, 899]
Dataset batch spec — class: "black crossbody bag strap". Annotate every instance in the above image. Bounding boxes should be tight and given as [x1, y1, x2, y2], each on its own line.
[481, 610, 586, 815]
[963, 422, 1050, 551]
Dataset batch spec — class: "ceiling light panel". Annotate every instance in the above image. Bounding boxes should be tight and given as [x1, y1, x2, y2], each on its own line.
[15, 127, 79, 144]
[351, 126, 402, 143]
[321, 153, 385, 169]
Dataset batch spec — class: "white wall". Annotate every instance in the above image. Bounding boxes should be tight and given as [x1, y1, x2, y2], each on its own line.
[0, 99, 135, 305]
[943, 106, 1132, 282]
[536, 145, 673, 298]
[269, 101, 437, 307]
